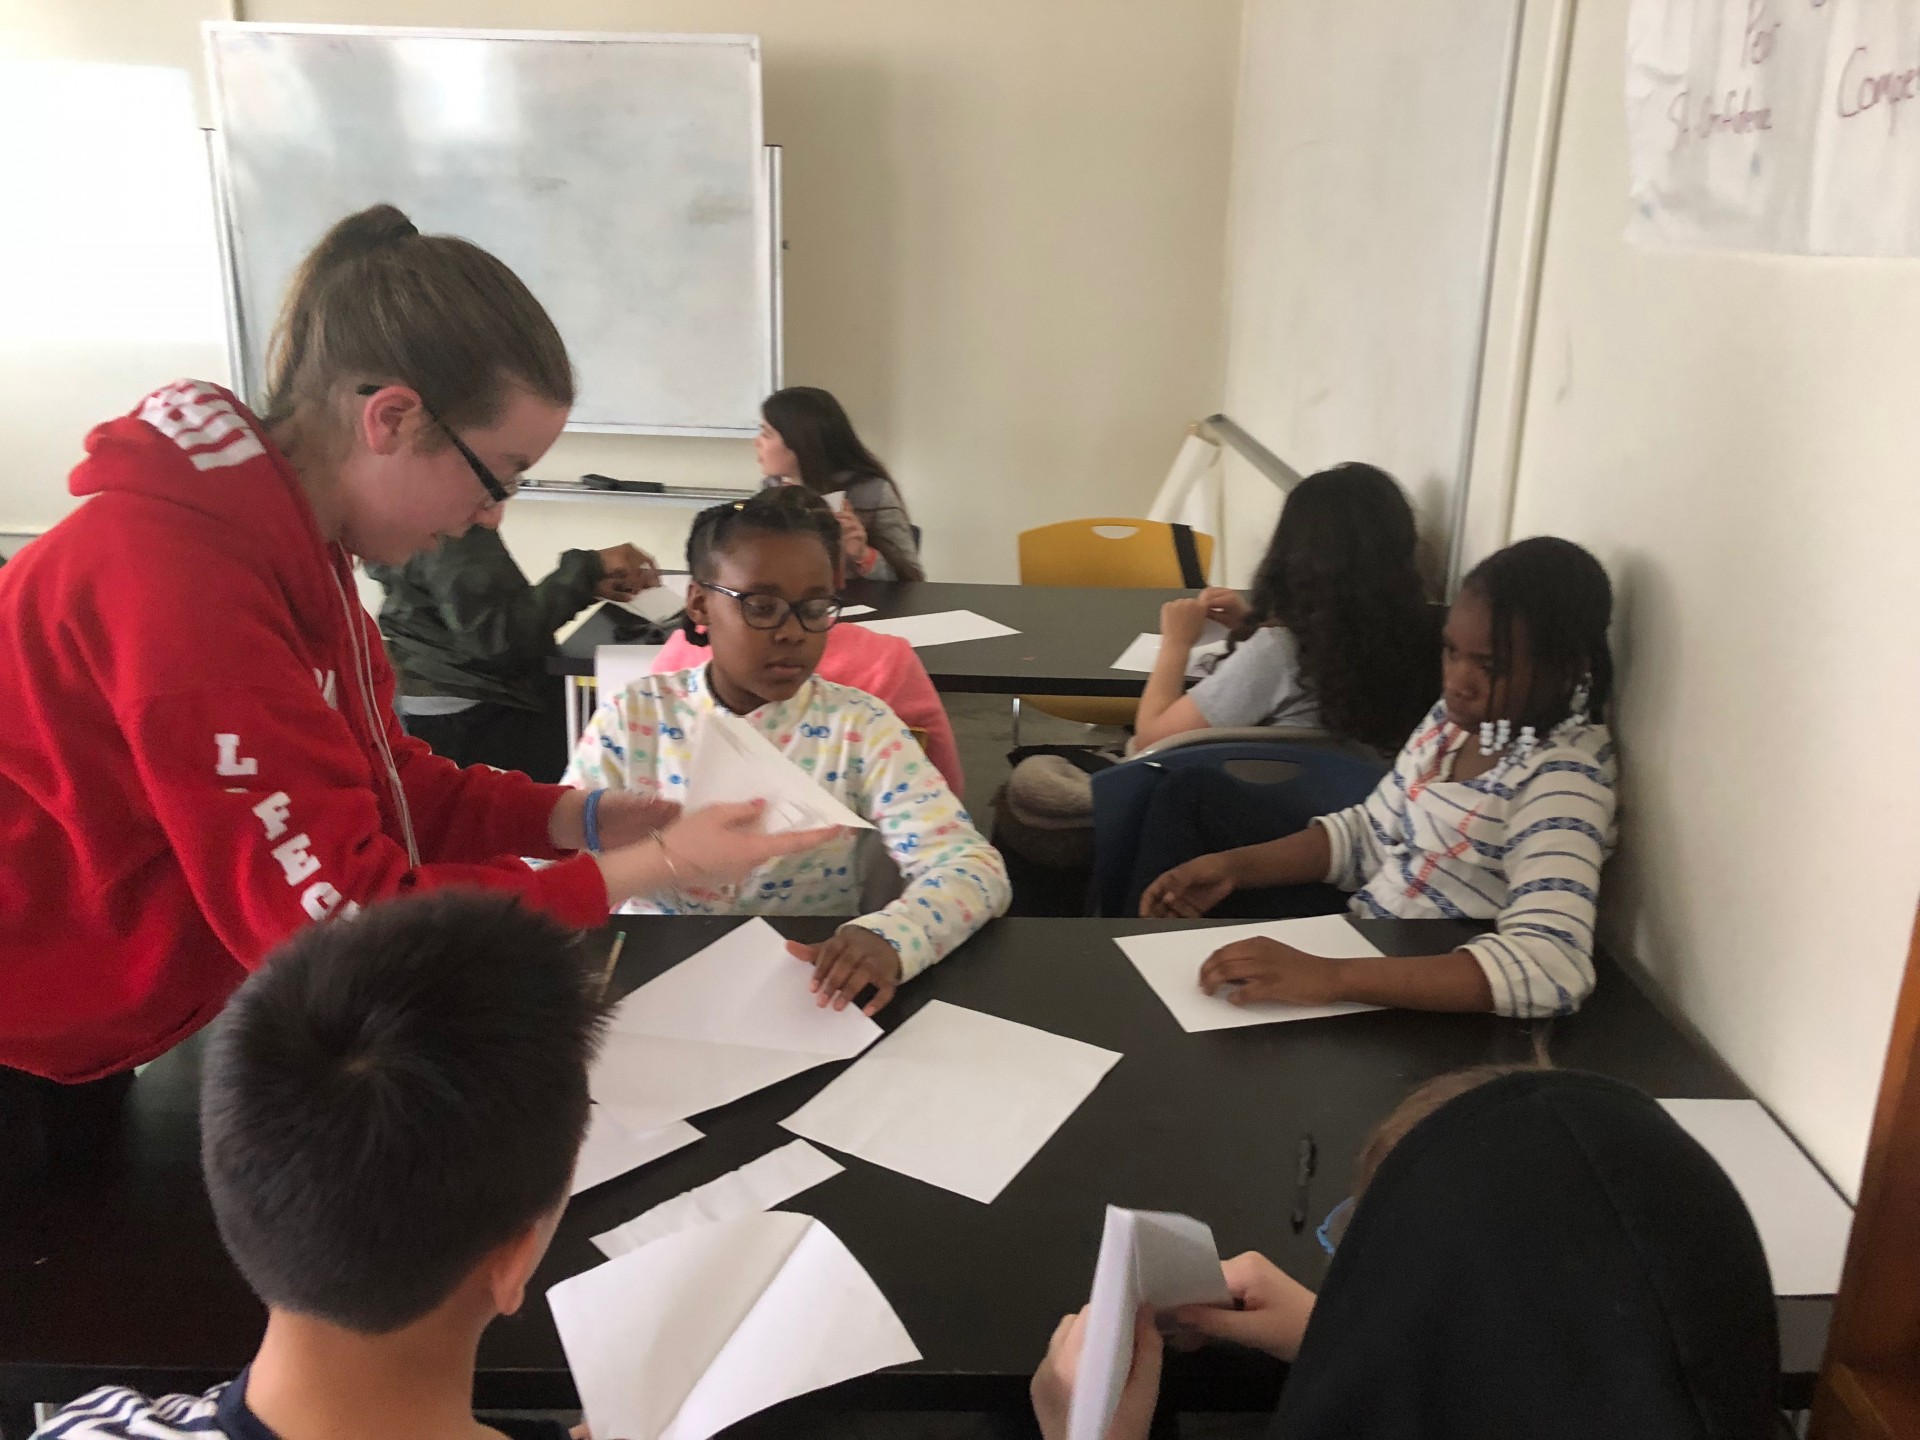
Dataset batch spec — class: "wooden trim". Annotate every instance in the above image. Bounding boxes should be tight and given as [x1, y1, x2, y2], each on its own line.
[1811, 898, 1920, 1437]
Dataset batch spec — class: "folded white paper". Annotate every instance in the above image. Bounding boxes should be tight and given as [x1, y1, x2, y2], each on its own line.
[853, 610, 1020, 648]
[594, 644, 665, 698]
[594, 1140, 844, 1258]
[617, 586, 688, 626]
[783, 1000, 1122, 1203]
[590, 919, 882, 1131]
[684, 707, 873, 834]
[1070, 1208, 1231, 1440]
[1110, 624, 1230, 677]
[1115, 917, 1385, 1032]
[1659, 1099, 1852, 1296]
[572, 1109, 702, 1196]
[550, 1211, 920, 1440]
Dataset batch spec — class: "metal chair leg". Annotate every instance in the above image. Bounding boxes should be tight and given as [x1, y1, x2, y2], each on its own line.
[1011, 695, 1023, 750]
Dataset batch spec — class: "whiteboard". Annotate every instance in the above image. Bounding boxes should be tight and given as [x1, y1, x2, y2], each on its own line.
[1218, 0, 1522, 585]
[205, 23, 778, 436]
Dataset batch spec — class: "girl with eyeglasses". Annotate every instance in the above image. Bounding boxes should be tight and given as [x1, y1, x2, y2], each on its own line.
[0, 206, 831, 1130]
[566, 486, 1010, 1015]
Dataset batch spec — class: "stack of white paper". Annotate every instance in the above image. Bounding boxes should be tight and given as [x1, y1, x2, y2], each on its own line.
[572, 1109, 702, 1196]
[852, 610, 1020, 648]
[1115, 917, 1386, 1032]
[550, 1211, 920, 1440]
[594, 1140, 845, 1258]
[783, 1000, 1122, 1202]
[590, 919, 882, 1131]
[1110, 622, 1230, 677]
[1070, 1208, 1230, 1440]
[1659, 1099, 1853, 1296]
[684, 708, 873, 835]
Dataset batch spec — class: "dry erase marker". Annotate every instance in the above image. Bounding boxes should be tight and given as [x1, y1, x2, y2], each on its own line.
[596, 931, 627, 999]
[1290, 1133, 1317, 1233]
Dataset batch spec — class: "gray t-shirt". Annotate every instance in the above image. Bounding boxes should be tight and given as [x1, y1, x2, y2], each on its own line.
[1186, 625, 1320, 729]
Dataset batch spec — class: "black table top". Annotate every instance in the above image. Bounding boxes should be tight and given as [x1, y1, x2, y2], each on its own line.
[0, 917, 1831, 1429]
[552, 579, 1195, 695]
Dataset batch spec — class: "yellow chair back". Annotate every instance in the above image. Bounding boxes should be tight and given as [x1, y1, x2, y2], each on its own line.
[1017, 518, 1215, 590]
[1015, 518, 1215, 734]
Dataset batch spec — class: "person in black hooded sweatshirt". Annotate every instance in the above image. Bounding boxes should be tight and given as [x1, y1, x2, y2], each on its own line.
[1032, 1068, 1782, 1440]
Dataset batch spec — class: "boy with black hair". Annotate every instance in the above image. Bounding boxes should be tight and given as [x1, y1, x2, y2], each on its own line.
[33, 892, 611, 1440]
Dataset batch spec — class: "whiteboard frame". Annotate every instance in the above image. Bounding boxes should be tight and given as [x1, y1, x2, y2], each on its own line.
[202, 21, 780, 439]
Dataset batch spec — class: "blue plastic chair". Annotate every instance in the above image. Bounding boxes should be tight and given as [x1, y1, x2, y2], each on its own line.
[1090, 737, 1388, 918]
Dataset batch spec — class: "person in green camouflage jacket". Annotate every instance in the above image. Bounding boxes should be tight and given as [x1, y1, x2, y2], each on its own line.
[366, 507, 658, 781]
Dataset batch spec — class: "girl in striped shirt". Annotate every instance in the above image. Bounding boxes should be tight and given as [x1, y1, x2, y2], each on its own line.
[1140, 537, 1617, 1017]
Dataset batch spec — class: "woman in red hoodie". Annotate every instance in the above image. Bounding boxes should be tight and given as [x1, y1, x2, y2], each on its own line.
[0, 206, 832, 1140]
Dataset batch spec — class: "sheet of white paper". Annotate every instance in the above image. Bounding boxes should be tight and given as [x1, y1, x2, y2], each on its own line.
[617, 586, 687, 626]
[590, 919, 882, 1131]
[1109, 624, 1229, 677]
[1659, 1099, 1852, 1296]
[572, 1110, 702, 1196]
[782, 1000, 1121, 1203]
[1071, 1208, 1230, 1440]
[658, 573, 693, 600]
[824, 490, 849, 514]
[1115, 917, 1385, 1032]
[595, 645, 664, 698]
[838, 604, 876, 617]
[550, 1211, 920, 1440]
[853, 610, 1020, 648]
[683, 707, 873, 834]
[594, 1140, 844, 1258]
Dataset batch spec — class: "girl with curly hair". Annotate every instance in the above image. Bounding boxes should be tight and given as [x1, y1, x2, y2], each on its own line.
[1133, 462, 1437, 753]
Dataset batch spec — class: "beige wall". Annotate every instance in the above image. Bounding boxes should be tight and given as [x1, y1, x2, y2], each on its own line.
[1493, 0, 1920, 1193]
[0, 0, 1238, 584]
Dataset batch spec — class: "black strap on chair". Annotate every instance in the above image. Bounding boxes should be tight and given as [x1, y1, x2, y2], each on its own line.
[1171, 523, 1206, 589]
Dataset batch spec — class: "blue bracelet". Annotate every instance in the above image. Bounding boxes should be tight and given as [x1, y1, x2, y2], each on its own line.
[582, 788, 606, 854]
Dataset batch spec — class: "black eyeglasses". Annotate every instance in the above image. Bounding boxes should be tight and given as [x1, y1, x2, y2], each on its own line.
[355, 383, 515, 506]
[697, 581, 843, 632]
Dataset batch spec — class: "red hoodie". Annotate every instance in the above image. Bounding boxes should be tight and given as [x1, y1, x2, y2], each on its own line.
[0, 381, 610, 1082]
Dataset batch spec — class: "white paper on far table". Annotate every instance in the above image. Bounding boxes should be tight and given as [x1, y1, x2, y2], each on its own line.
[550, 1210, 920, 1440]
[594, 645, 664, 699]
[1115, 917, 1385, 1032]
[590, 919, 882, 1131]
[572, 1109, 702, 1196]
[594, 1140, 844, 1258]
[853, 610, 1019, 649]
[782, 1000, 1121, 1203]
[683, 707, 872, 834]
[838, 604, 876, 617]
[1658, 1099, 1852, 1296]
[1109, 623, 1229, 677]
[1070, 1208, 1230, 1440]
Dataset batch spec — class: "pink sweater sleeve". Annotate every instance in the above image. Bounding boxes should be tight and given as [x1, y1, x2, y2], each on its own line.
[863, 641, 965, 798]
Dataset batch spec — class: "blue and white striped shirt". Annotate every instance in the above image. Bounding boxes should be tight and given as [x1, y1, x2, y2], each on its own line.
[1315, 701, 1618, 1018]
[32, 1379, 569, 1440]
[32, 1382, 258, 1439]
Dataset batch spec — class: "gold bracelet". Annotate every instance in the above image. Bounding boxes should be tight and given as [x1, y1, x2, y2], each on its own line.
[653, 832, 684, 888]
